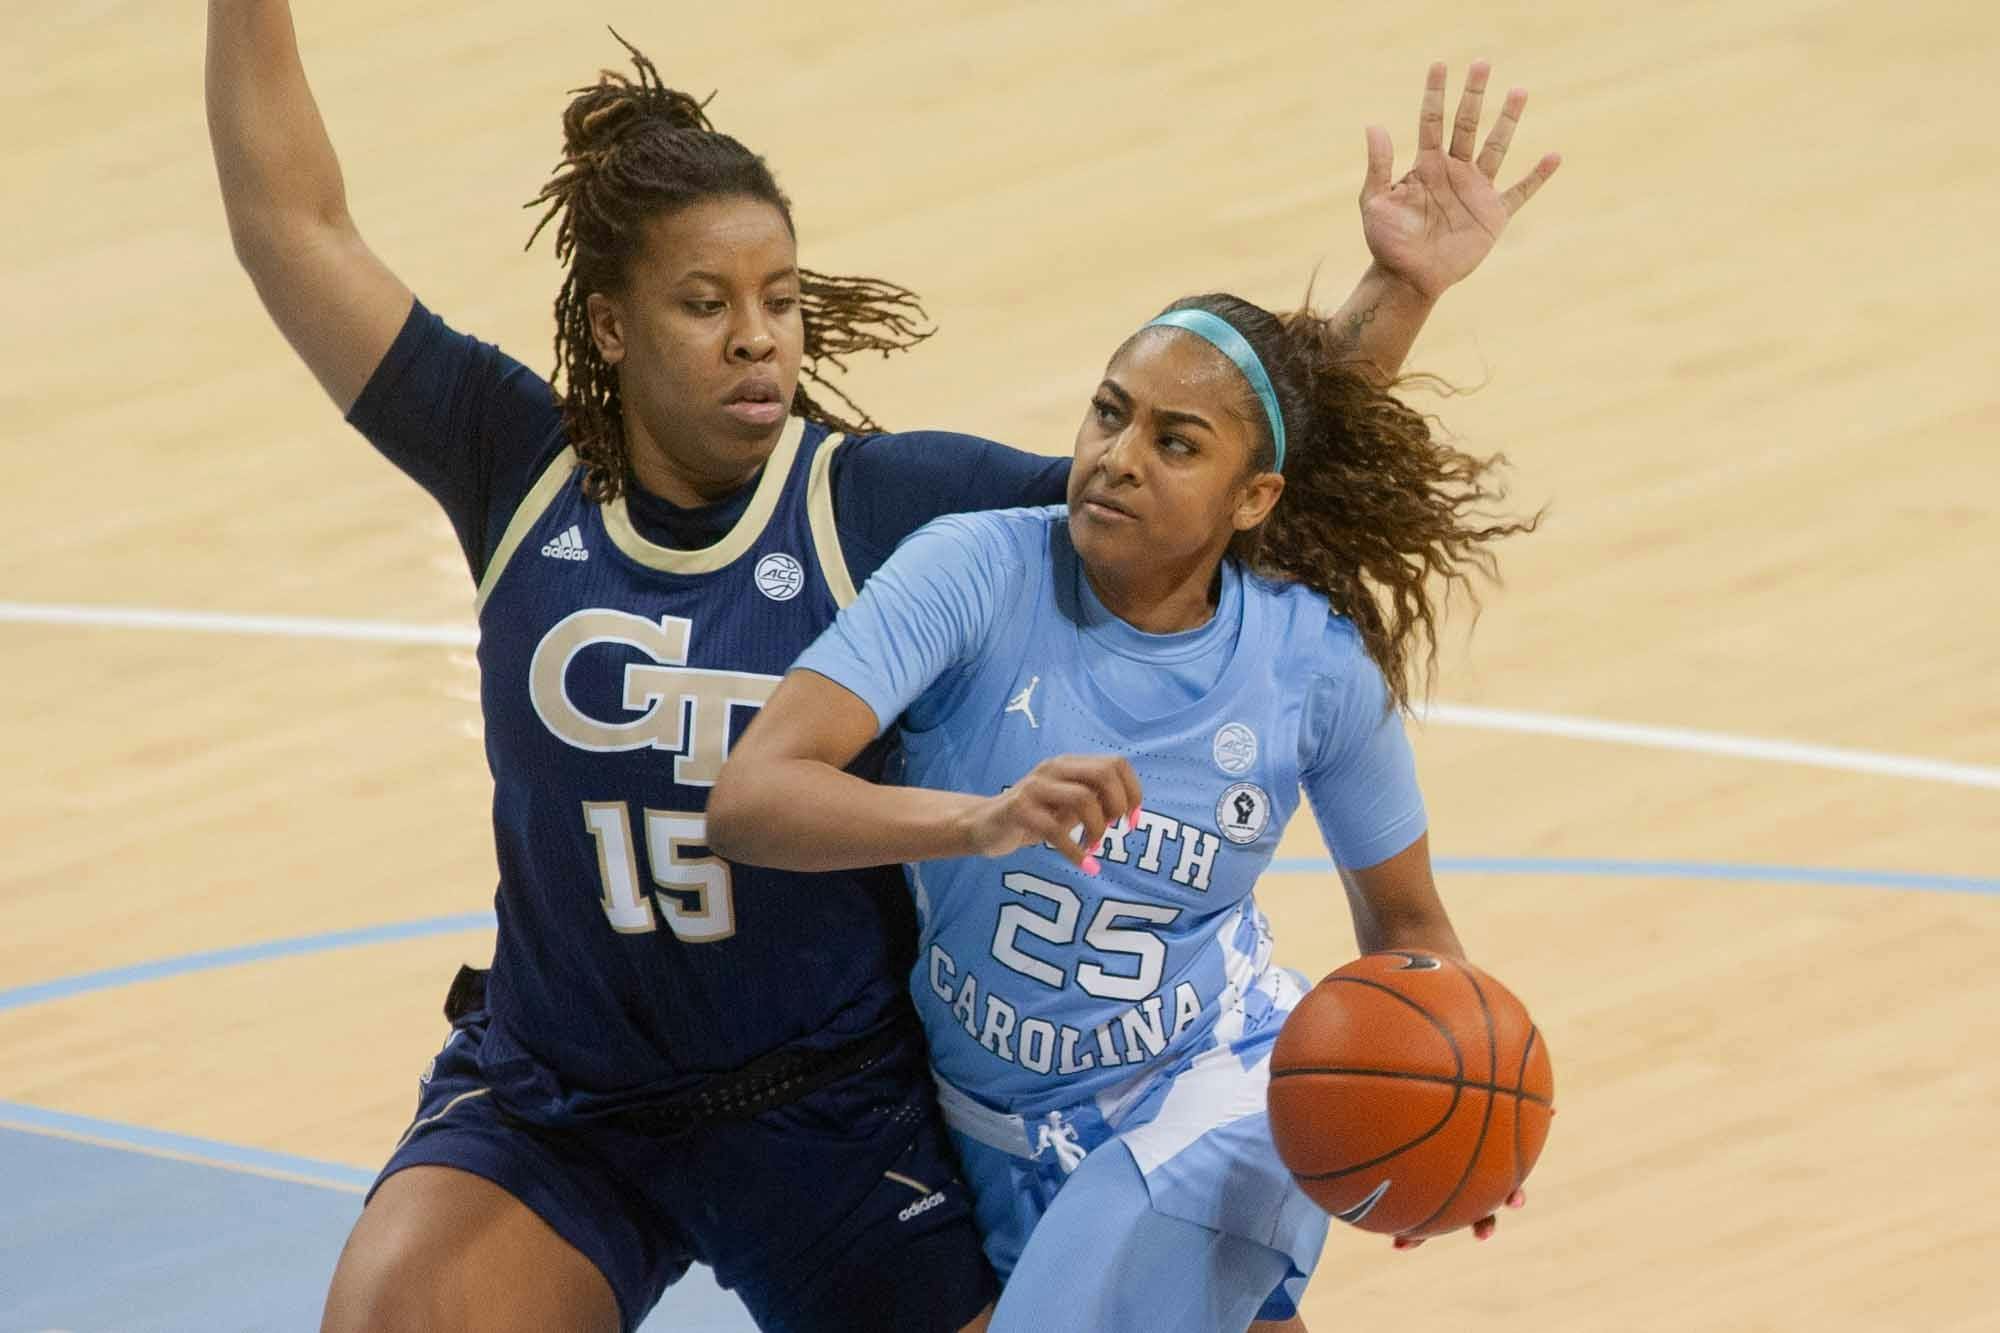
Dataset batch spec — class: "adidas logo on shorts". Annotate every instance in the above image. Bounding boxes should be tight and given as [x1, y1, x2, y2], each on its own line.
[897, 1191, 947, 1222]
[541, 524, 590, 561]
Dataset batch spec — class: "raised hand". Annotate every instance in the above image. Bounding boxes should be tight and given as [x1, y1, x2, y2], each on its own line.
[1360, 61, 1561, 302]
[964, 756, 1142, 871]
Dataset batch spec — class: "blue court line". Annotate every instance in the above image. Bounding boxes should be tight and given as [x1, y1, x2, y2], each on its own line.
[1, 858, 1993, 1020]
[0, 1099, 376, 1192]
[0, 912, 494, 1013]
[1287, 856, 2000, 895]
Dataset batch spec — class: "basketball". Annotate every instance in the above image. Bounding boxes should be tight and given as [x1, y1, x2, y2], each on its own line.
[1268, 951, 1554, 1238]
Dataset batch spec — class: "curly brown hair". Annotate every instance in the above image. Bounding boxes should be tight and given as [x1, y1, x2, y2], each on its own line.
[1149, 293, 1538, 710]
[524, 32, 931, 502]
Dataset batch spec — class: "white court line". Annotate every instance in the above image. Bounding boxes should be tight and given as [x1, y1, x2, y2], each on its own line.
[4, 600, 1996, 791]
[0, 600, 476, 647]
[1419, 703, 2000, 792]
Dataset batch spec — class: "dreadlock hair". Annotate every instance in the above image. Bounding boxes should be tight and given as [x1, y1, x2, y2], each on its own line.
[524, 32, 931, 503]
[1137, 293, 1539, 712]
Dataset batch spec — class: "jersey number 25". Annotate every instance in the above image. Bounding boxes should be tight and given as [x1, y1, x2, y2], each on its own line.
[992, 871, 1180, 1000]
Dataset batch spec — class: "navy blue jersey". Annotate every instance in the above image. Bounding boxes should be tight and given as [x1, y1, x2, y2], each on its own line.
[347, 300, 1069, 1118]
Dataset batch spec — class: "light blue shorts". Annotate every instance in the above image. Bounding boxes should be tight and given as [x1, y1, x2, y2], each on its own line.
[934, 989, 1328, 1331]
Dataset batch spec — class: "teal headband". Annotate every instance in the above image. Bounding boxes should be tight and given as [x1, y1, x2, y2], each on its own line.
[1142, 308, 1286, 472]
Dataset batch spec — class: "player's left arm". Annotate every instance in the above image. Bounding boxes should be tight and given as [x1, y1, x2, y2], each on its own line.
[1303, 673, 1468, 968]
[1321, 831, 1528, 1252]
[1324, 59, 1562, 384]
[1337, 834, 1463, 961]
[1304, 648, 1527, 1246]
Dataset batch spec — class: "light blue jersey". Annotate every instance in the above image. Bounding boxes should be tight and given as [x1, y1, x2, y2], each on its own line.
[797, 505, 1430, 1325]
[796, 506, 1426, 1114]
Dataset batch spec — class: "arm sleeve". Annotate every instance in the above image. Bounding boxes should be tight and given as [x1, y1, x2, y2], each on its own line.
[343, 298, 565, 581]
[792, 513, 1024, 736]
[1298, 624, 1430, 870]
[827, 431, 1070, 586]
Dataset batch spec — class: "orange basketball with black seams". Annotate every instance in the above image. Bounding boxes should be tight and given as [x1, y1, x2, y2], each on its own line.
[1268, 951, 1554, 1239]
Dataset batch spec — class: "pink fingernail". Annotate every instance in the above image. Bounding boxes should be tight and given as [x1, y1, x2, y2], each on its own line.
[1129, 806, 1142, 827]
[1081, 854, 1101, 876]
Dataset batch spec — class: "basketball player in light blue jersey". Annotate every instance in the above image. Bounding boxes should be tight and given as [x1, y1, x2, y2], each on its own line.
[712, 287, 1539, 1328]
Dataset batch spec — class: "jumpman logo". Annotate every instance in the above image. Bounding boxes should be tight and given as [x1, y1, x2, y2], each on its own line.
[1006, 676, 1040, 729]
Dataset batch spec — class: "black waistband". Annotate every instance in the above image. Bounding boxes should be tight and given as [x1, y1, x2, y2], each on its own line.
[441, 964, 916, 1139]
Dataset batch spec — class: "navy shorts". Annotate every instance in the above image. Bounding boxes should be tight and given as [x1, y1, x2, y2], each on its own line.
[375, 1014, 997, 1332]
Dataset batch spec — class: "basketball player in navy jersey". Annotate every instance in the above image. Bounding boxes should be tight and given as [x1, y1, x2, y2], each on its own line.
[206, 3, 1558, 1329]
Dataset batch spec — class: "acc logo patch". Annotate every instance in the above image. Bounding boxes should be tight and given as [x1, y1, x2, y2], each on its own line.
[1216, 782, 1271, 844]
[1212, 722, 1258, 775]
[755, 552, 805, 601]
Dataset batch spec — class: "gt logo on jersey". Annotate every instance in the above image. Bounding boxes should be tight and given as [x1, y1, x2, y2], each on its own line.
[528, 609, 780, 784]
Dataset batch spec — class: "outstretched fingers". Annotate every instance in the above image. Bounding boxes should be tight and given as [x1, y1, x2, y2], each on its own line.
[1501, 150, 1563, 216]
[1475, 86, 1528, 180]
[1416, 60, 1447, 154]
[1448, 59, 1491, 161]
[1361, 124, 1395, 203]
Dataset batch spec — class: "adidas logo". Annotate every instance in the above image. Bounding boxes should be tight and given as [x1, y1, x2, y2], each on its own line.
[540, 525, 590, 562]
[897, 1191, 947, 1222]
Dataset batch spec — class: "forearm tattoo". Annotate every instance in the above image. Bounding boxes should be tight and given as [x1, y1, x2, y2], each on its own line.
[1332, 302, 1379, 357]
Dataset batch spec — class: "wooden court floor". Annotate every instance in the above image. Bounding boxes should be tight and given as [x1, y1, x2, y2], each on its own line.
[4, 2, 1996, 1329]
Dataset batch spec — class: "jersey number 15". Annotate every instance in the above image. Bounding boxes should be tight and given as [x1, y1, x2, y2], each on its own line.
[582, 801, 735, 942]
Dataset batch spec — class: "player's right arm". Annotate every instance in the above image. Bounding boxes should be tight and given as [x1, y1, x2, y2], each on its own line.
[206, 0, 412, 412]
[714, 668, 1137, 872]
[709, 516, 1140, 872]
